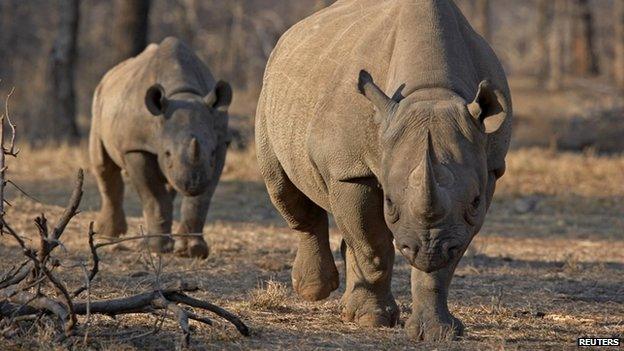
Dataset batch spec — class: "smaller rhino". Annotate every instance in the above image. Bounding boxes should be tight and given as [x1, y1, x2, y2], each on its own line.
[89, 37, 232, 258]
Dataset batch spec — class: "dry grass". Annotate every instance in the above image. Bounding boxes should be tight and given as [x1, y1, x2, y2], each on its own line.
[248, 280, 291, 311]
[0, 130, 622, 349]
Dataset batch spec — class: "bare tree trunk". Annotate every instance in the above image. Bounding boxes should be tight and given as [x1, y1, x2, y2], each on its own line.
[548, 0, 567, 90]
[473, 0, 491, 42]
[615, 0, 624, 89]
[570, 0, 598, 76]
[112, 0, 150, 63]
[222, 1, 247, 87]
[536, 0, 552, 86]
[180, 0, 199, 47]
[48, 0, 80, 141]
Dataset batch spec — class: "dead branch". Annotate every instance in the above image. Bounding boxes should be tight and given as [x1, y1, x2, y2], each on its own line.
[72, 222, 98, 298]
[0, 166, 249, 346]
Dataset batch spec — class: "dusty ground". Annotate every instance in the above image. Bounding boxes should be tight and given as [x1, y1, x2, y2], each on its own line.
[0, 141, 622, 351]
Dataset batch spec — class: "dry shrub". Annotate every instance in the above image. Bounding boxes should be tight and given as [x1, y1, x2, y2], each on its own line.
[248, 280, 290, 311]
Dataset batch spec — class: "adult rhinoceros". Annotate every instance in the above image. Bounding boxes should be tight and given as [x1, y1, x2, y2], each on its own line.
[90, 37, 232, 259]
[255, 0, 511, 340]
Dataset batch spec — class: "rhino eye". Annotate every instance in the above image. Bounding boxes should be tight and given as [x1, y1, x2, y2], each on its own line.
[384, 196, 399, 223]
[465, 195, 481, 225]
[472, 196, 480, 209]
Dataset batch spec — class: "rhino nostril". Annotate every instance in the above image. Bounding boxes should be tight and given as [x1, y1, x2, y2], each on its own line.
[164, 150, 171, 158]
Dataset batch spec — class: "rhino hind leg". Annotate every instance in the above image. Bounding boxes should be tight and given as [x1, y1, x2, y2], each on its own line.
[329, 179, 399, 328]
[90, 138, 127, 238]
[257, 137, 338, 301]
[268, 172, 338, 302]
[124, 152, 175, 253]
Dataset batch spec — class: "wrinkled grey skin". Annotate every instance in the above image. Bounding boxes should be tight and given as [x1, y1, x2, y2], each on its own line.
[90, 37, 232, 258]
[255, 0, 511, 340]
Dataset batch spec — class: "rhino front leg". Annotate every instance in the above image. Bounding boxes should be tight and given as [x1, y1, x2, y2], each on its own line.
[406, 255, 464, 341]
[174, 142, 227, 259]
[174, 192, 211, 259]
[329, 178, 399, 327]
[90, 138, 127, 238]
[124, 152, 175, 253]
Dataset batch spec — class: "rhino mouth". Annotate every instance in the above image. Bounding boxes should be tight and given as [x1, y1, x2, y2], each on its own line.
[171, 169, 210, 196]
[396, 236, 464, 273]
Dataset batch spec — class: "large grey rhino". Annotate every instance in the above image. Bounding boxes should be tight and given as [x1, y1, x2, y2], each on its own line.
[256, 0, 511, 340]
[90, 37, 232, 258]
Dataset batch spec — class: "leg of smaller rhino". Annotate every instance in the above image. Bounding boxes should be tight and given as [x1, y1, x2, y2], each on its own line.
[329, 179, 399, 328]
[407, 255, 464, 341]
[175, 192, 211, 259]
[124, 152, 175, 253]
[175, 142, 227, 258]
[90, 139, 127, 237]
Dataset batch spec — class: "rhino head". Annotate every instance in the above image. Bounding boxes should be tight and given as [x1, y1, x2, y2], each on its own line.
[358, 70, 506, 272]
[144, 81, 232, 196]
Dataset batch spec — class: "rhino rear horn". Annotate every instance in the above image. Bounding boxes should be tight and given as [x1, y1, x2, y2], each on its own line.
[204, 80, 233, 113]
[357, 70, 398, 122]
[189, 137, 200, 163]
[145, 84, 168, 116]
[467, 80, 505, 133]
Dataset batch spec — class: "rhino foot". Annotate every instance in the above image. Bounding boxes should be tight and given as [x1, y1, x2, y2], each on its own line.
[174, 238, 209, 259]
[95, 212, 127, 238]
[405, 306, 464, 341]
[292, 247, 339, 301]
[143, 236, 175, 254]
[340, 290, 399, 327]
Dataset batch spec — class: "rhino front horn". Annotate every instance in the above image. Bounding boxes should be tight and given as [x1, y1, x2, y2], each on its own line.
[189, 138, 200, 163]
[409, 133, 450, 223]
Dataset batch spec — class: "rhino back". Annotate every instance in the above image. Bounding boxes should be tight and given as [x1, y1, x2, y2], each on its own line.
[93, 37, 216, 166]
[259, 0, 399, 203]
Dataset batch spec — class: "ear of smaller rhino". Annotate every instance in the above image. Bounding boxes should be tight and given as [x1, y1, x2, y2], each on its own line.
[357, 70, 398, 123]
[204, 80, 233, 113]
[467, 80, 505, 133]
[145, 84, 168, 116]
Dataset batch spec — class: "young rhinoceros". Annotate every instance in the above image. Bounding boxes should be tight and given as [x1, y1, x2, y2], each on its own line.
[90, 37, 232, 258]
[256, 0, 511, 340]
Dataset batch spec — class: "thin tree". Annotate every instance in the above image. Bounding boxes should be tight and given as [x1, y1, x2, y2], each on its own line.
[536, 0, 552, 86]
[112, 0, 151, 63]
[615, 0, 624, 89]
[473, 0, 491, 42]
[180, 0, 199, 47]
[48, 0, 80, 141]
[548, 0, 567, 90]
[570, 0, 598, 76]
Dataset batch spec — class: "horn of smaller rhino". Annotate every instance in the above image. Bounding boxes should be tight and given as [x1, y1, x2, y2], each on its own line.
[409, 133, 450, 223]
[189, 138, 200, 163]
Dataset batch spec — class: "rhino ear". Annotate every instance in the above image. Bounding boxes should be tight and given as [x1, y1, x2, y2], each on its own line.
[358, 70, 398, 122]
[204, 80, 233, 113]
[145, 84, 168, 116]
[467, 80, 505, 133]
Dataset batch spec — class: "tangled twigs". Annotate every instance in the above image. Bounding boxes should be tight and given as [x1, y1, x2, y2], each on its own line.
[0, 91, 249, 346]
[0, 168, 250, 346]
